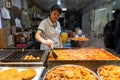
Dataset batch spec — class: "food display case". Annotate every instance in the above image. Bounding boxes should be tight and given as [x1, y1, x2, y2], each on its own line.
[47, 48, 120, 72]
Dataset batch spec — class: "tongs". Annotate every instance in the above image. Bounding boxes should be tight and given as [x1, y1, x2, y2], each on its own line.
[21, 48, 24, 58]
[50, 46, 58, 59]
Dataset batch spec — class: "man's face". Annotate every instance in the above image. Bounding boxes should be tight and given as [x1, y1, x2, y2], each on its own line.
[50, 10, 60, 23]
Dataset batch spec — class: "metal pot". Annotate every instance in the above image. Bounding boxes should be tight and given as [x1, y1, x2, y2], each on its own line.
[71, 37, 89, 47]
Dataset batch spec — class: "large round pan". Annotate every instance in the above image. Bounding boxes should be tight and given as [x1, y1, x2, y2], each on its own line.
[97, 65, 120, 80]
[44, 64, 100, 80]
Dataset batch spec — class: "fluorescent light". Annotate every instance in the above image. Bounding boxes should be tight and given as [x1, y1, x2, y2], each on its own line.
[112, 10, 115, 13]
[96, 8, 107, 11]
[57, 0, 61, 5]
[62, 8, 67, 11]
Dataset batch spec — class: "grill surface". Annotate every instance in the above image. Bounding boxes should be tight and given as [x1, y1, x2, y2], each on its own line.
[1, 50, 45, 62]
[0, 50, 15, 60]
[22, 50, 44, 62]
[2, 51, 28, 62]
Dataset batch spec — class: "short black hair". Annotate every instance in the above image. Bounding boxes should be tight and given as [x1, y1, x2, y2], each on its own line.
[50, 4, 62, 14]
[113, 9, 120, 19]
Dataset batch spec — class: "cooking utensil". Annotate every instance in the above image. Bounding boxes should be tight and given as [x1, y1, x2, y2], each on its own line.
[50, 47, 58, 59]
[21, 48, 24, 58]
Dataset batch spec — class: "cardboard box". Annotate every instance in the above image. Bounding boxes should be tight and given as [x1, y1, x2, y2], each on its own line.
[0, 29, 7, 48]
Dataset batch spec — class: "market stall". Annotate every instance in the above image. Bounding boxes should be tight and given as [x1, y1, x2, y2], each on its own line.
[0, 48, 120, 80]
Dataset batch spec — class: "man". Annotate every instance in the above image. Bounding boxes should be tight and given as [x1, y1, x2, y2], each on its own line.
[104, 9, 120, 49]
[114, 12, 120, 54]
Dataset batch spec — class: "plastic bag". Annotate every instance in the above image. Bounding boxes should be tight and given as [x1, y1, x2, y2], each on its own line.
[1, 7, 11, 19]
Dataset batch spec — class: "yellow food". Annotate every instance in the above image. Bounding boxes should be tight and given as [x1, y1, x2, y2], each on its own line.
[24, 55, 40, 60]
[20, 68, 36, 80]
[0, 68, 22, 80]
[65, 71, 74, 78]
[0, 68, 36, 80]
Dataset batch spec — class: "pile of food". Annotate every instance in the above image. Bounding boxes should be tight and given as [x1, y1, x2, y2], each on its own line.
[48, 48, 120, 60]
[98, 65, 120, 80]
[45, 65, 99, 80]
[71, 37, 89, 41]
[24, 55, 40, 61]
[0, 68, 36, 80]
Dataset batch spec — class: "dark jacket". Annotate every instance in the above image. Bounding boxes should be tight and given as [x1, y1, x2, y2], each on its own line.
[103, 20, 116, 49]
[114, 13, 120, 50]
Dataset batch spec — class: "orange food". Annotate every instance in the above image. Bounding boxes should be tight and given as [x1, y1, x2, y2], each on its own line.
[65, 71, 74, 78]
[24, 55, 40, 60]
[98, 65, 120, 80]
[45, 65, 98, 80]
[48, 48, 120, 60]
[71, 37, 89, 41]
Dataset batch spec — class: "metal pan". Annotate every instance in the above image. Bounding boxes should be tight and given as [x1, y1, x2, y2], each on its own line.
[48, 48, 120, 61]
[1, 50, 46, 62]
[21, 50, 45, 62]
[1, 51, 28, 62]
[0, 50, 15, 61]
[71, 37, 89, 48]
[47, 48, 120, 71]
[0, 66, 45, 80]
[43, 64, 100, 80]
[0, 49, 49, 66]
[97, 65, 120, 80]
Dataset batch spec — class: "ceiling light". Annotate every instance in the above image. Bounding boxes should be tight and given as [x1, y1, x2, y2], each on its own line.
[112, 10, 115, 13]
[96, 8, 107, 11]
[62, 8, 67, 11]
[57, 0, 61, 5]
